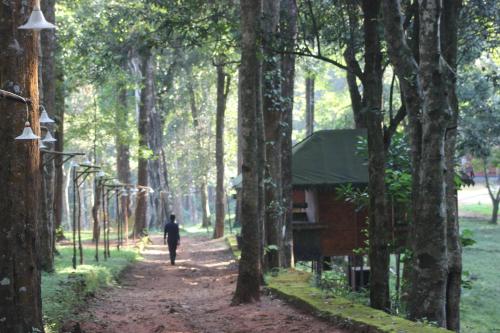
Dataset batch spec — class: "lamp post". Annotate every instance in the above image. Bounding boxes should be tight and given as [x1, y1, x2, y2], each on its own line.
[71, 162, 100, 269]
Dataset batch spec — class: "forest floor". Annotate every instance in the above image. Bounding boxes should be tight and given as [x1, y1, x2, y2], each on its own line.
[68, 234, 347, 333]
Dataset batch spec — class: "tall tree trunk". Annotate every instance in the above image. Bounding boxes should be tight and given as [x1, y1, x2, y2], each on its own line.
[214, 65, 231, 239]
[344, 2, 365, 129]
[0, 1, 44, 330]
[233, 0, 262, 304]
[305, 75, 315, 136]
[187, 69, 211, 228]
[134, 51, 154, 237]
[116, 81, 131, 240]
[491, 199, 499, 225]
[262, 0, 282, 270]
[53, 56, 65, 241]
[148, 92, 162, 229]
[38, 0, 57, 272]
[442, 0, 462, 330]
[280, 0, 297, 268]
[361, 0, 390, 311]
[199, 180, 210, 227]
[406, 0, 450, 325]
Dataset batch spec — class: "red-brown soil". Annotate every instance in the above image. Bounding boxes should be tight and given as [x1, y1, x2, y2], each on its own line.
[72, 235, 348, 333]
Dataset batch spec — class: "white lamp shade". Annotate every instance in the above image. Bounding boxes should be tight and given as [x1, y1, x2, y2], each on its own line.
[18, 8, 56, 31]
[15, 122, 40, 140]
[40, 109, 55, 123]
[42, 130, 57, 143]
[97, 171, 106, 178]
[81, 158, 92, 166]
[39, 140, 47, 149]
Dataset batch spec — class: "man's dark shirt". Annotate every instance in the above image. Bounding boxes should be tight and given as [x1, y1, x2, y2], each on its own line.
[164, 222, 180, 244]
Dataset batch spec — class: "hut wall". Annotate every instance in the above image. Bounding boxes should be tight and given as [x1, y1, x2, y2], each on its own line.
[305, 190, 318, 223]
[317, 188, 367, 256]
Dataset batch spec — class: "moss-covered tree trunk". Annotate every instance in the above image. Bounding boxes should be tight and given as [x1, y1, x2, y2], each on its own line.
[262, 0, 282, 270]
[0, 1, 44, 331]
[361, 0, 391, 311]
[280, 0, 297, 268]
[134, 51, 154, 237]
[233, 0, 262, 304]
[305, 75, 315, 136]
[442, 0, 462, 330]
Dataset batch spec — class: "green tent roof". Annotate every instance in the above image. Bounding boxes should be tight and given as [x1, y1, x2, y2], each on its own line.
[292, 129, 368, 187]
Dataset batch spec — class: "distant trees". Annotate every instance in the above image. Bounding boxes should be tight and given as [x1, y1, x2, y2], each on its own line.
[0, 1, 44, 331]
[458, 61, 500, 225]
[213, 64, 231, 239]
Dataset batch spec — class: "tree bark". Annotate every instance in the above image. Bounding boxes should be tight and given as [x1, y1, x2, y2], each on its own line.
[38, 0, 57, 272]
[305, 75, 315, 136]
[407, 0, 450, 326]
[53, 58, 65, 241]
[442, 0, 462, 330]
[0, 1, 44, 330]
[360, 0, 391, 311]
[233, 0, 262, 304]
[262, 0, 282, 270]
[134, 51, 154, 237]
[213, 64, 231, 239]
[344, 2, 365, 129]
[116, 81, 131, 243]
[148, 91, 162, 229]
[199, 180, 210, 227]
[280, 0, 297, 268]
[187, 69, 211, 227]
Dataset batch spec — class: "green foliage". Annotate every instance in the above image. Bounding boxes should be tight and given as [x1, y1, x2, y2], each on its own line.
[460, 229, 477, 248]
[457, 59, 500, 160]
[42, 245, 140, 333]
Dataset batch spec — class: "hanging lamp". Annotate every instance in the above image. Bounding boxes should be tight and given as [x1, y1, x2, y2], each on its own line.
[97, 170, 106, 178]
[42, 130, 57, 143]
[39, 106, 55, 124]
[16, 120, 40, 140]
[81, 156, 92, 165]
[18, 0, 56, 31]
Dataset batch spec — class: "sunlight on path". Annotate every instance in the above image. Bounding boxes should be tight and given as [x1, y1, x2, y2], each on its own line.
[72, 235, 347, 333]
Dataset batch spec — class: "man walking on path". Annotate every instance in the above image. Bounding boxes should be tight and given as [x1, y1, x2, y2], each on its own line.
[164, 214, 181, 265]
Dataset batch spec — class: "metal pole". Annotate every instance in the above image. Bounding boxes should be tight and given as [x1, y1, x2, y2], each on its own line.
[95, 179, 100, 262]
[77, 179, 83, 265]
[72, 167, 77, 269]
[102, 185, 107, 260]
[116, 189, 120, 250]
[124, 191, 129, 247]
[106, 189, 111, 258]
[226, 193, 232, 234]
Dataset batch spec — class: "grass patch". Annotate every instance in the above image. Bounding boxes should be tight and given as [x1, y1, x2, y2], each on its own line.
[460, 218, 500, 333]
[225, 234, 241, 260]
[460, 203, 494, 217]
[42, 244, 141, 333]
[267, 270, 451, 333]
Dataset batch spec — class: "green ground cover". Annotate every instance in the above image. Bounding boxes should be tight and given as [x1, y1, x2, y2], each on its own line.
[266, 270, 450, 333]
[460, 218, 500, 333]
[42, 244, 140, 333]
[459, 202, 494, 216]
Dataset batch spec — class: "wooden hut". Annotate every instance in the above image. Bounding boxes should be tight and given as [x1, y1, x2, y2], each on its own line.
[291, 129, 369, 268]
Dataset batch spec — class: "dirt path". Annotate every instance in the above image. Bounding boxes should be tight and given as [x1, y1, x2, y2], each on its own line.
[73, 235, 347, 333]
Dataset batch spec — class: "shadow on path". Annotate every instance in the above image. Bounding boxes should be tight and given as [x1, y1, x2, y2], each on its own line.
[72, 235, 347, 333]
